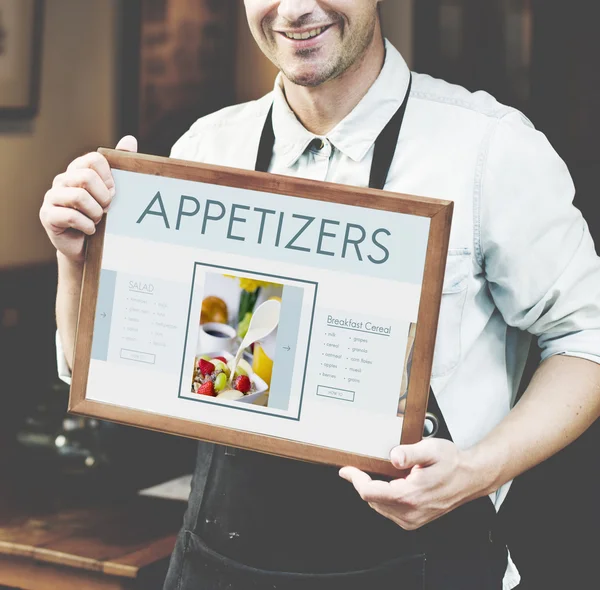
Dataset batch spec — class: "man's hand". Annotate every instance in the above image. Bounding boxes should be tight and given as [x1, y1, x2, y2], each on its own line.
[41, 136, 138, 370]
[39, 136, 138, 262]
[340, 357, 600, 532]
[339, 439, 487, 530]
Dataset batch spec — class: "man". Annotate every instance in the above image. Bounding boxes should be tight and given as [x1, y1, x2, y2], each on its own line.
[40, 1, 600, 589]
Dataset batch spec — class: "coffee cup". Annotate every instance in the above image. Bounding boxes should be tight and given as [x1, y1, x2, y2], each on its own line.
[197, 322, 237, 355]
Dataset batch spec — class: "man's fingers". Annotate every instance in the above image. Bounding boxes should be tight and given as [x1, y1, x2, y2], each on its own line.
[390, 440, 440, 470]
[67, 152, 115, 196]
[115, 135, 138, 153]
[45, 187, 104, 224]
[339, 466, 372, 487]
[53, 168, 112, 209]
[63, 136, 137, 206]
[43, 206, 97, 236]
[339, 467, 378, 500]
[339, 467, 398, 503]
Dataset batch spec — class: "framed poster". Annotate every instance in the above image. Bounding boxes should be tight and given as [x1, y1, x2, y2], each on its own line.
[0, 0, 43, 118]
[70, 150, 453, 477]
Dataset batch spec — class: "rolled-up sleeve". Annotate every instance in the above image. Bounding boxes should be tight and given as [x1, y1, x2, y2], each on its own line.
[56, 331, 72, 385]
[480, 110, 600, 364]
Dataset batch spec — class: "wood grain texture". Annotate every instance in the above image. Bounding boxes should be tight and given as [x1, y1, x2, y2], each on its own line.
[0, 496, 183, 580]
[0, 554, 132, 589]
[31, 546, 104, 572]
[70, 149, 453, 476]
[69, 215, 107, 412]
[103, 535, 178, 578]
[0, 508, 108, 558]
[401, 204, 454, 445]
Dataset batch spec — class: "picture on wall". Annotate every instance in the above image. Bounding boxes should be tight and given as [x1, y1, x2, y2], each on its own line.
[0, 0, 43, 118]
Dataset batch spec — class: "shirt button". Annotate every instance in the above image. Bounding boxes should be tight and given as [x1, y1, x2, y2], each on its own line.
[311, 138, 325, 151]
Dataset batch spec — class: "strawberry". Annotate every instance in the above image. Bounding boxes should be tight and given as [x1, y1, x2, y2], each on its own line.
[234, 375, 251, 394]
[199, 359, 215, 376]
[197, 381, 215, 396]
[214, 356, 227, 363]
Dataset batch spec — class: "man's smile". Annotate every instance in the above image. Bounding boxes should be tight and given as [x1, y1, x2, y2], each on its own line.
[274, 24, 336, 47]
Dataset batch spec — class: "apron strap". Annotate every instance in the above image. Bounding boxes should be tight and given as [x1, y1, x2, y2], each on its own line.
[186, 441, 215, 532]
[426, 385, 452, 441]
[369, 76, 412, 191]
[255, 103, 275, 174]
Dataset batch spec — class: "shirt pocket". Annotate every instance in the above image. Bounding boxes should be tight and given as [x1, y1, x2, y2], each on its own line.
[431, 249, 471, 378]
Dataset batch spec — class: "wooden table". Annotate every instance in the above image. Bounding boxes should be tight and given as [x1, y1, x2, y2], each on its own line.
[0, 492, 185, 589]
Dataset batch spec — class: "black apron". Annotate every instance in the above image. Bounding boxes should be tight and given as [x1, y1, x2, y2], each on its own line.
[164, 78, 508, 590]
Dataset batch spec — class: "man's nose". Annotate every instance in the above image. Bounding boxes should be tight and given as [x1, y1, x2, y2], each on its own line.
[277, 0, 320, 23]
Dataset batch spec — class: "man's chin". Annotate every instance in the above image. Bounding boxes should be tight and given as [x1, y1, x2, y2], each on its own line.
[281, 66, 335, 88]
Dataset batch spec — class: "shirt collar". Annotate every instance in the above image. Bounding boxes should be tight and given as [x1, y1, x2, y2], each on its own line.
[271, 40, 411, 168]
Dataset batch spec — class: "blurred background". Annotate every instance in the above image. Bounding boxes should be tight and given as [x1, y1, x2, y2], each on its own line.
[0, 1, 597, 588]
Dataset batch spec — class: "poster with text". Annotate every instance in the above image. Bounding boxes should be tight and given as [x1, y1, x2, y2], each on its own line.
[72, 152, 452, 475]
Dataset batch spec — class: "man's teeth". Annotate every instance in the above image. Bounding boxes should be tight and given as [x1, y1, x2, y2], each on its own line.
[285, 27, 325, 40]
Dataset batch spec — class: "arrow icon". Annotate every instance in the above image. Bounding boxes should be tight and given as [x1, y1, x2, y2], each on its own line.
[283, 345, 291, 351]
[100, 312, 107, 319]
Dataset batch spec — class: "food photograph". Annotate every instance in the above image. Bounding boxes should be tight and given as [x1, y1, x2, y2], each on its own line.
[190, 273, 283, 407]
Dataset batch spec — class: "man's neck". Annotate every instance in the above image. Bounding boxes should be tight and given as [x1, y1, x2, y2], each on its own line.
[281, 36, 386, 136]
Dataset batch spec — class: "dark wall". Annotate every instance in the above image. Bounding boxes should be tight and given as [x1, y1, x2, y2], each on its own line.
[529, 0, 600, 248]
[0, 264, 58, 446]
[414, 2, 600, 588]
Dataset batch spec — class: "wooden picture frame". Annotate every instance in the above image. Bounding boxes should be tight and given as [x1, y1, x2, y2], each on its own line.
[70, 150, 453, 477]
[0, 0, 43, 118]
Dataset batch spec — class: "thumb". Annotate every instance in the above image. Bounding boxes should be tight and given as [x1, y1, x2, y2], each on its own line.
[390, 441, 438, 470]
[115, 135, 138, 152]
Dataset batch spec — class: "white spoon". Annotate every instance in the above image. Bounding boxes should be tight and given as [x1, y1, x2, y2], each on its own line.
[229, 299, 281, 384]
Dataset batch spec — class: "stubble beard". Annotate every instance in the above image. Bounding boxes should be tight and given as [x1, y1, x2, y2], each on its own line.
[274, 18, 378, 88]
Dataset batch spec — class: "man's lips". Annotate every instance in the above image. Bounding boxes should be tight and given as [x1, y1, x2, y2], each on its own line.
[275, 24, 335, 47]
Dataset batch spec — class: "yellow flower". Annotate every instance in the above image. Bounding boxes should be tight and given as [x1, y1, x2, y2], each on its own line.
[238, 278, 274, 293]
[224, 275, 275, 293]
